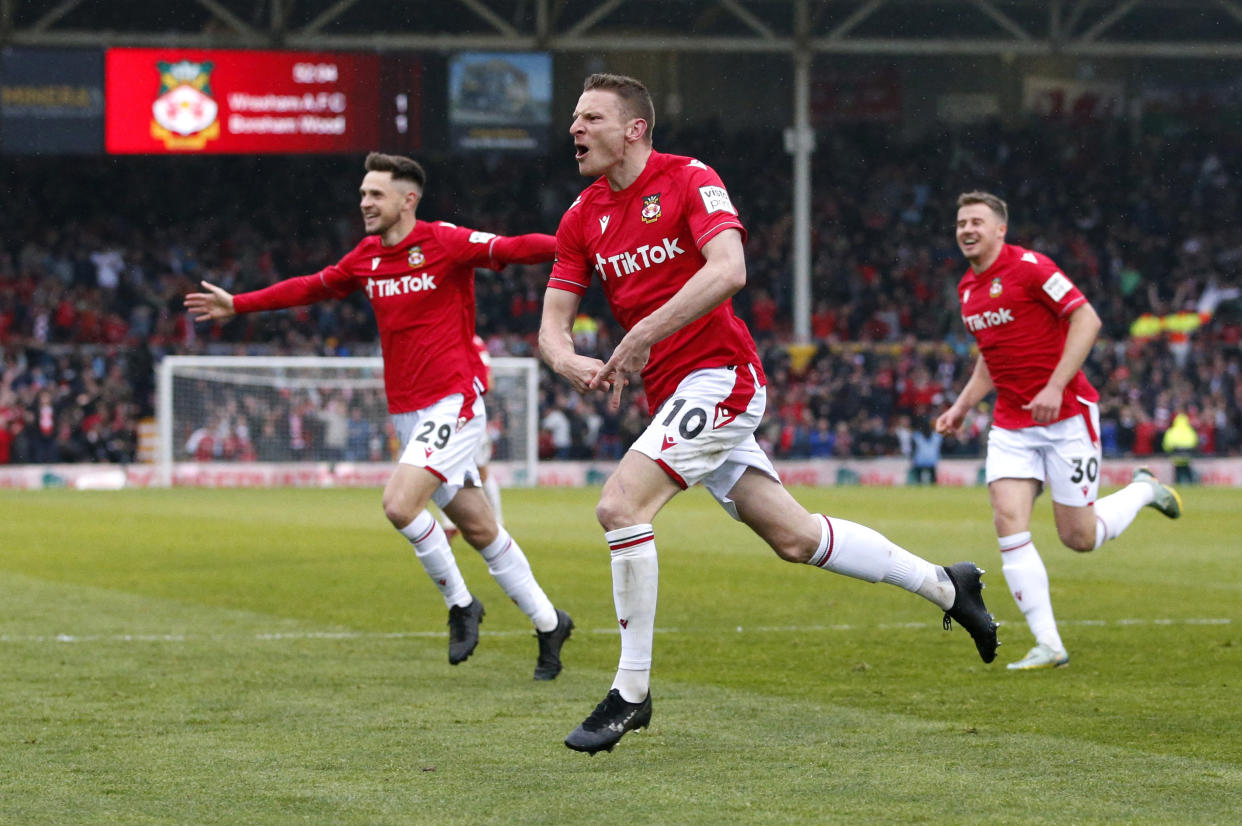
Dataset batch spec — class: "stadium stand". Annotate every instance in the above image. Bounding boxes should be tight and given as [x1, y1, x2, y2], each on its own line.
[1, 120, 1239, 464]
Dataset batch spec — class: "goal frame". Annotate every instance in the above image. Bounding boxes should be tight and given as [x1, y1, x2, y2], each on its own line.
[156, 355, 539, 488]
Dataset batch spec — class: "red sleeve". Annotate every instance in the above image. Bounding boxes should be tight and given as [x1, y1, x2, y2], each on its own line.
[232, 265, 355, 314]
[431, 222, 552, 270]
[548, 202, 590, 295]
[680, 160, 747, 249]
[1022, 254, 1088, 319]
[487, 233, 556, 265]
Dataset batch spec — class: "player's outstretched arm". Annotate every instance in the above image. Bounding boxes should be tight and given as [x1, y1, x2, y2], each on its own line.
[488, 233, 557, 266]
[538, 288, 608, 394]
[184, 281, 237, 322]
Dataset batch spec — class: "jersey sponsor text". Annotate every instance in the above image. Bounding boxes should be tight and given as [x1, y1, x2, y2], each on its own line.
[365, 272, 438, 299]
[1042, 271, 1072, 302]
[963, 307, 1014, 332]
[594, 237, 685, 280]
[698, 185, 736, 215]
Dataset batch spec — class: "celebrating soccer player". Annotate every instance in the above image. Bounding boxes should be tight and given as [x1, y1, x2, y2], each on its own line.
[185, 152, 573, 680]
[936, 191, 1183, 671]
[539, 73, 1000, 754]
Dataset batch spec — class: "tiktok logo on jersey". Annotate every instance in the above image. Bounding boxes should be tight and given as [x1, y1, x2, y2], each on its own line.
[594, 237, 685, 280]
[365, 273, 438, 299]
[963, 307, 1014, 332]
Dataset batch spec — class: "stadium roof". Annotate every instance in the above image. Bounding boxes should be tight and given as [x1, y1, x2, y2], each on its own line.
[4, 0, 1242, 58]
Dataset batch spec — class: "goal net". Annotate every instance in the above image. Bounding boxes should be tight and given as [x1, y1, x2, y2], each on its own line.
[156, 355, 539, 487]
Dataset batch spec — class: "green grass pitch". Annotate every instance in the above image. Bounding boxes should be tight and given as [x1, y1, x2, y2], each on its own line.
[1, 483, 1239, 824]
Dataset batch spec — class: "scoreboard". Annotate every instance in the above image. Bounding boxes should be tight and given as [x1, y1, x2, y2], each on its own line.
[2, 46, 424, 155]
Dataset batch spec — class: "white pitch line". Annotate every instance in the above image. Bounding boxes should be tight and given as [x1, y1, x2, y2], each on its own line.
[0, 617, 1231, 644]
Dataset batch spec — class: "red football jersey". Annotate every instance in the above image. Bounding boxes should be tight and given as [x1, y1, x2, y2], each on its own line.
[233, 221, 553, 415]
[472, 333, 493, 394]
[956, 243, 1099, 429]
[549, 150, 764, 412]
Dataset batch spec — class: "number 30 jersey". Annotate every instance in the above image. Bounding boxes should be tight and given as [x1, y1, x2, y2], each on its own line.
[956, 242, 1099, 430]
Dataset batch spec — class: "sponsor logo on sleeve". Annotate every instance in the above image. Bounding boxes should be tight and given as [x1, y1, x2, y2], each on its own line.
[698, 185, 737, 216]
[467, 231, 496, 244]
[1042, 271, 1073, 302]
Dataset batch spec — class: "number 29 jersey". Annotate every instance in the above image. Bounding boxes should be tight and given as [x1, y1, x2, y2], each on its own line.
[548, 150, 764, 413]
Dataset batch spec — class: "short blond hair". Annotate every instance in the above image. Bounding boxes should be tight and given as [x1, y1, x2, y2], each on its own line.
[957, 191, 1008, 223]
[584, 73, 655, 144]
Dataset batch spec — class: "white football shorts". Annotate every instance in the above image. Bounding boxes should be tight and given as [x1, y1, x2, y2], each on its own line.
[392, 393, 485, 509]
[474, 423, 494, 467]
[630, 364, 779, 520]
[985, 398, 1102, 507]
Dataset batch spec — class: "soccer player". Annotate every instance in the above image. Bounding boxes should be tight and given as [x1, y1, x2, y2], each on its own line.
[539, 73, 999, 754]
[184, 152, 573, 680]
[936, 191, 1182, 671]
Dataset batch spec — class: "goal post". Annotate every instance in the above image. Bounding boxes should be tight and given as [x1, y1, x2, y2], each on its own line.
[156, 355, 539, 488]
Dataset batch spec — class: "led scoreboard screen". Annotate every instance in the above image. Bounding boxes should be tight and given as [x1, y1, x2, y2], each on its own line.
[105, 48, 402, 154]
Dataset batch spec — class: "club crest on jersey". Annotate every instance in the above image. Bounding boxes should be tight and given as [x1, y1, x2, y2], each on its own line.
[641, 193, 662, 224]
[989, 277, 1003, 298]
[408, 246, 425, 268]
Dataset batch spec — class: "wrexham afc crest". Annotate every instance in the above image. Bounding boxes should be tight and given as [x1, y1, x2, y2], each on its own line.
[641, 193, 662, 224]
[408, 246, 425, 268]
[151, 60, 220, 151]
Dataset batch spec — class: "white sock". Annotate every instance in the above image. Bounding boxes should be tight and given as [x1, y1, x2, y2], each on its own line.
[1092, 481, 1155, 549]
[606, 524, 658, 703]
[482, 475, 504, 526]
[477, 528, 557, 632]
[999, 531, 1064, 651]
[806, 515, 949, 609]
[400, 510, 471, 608]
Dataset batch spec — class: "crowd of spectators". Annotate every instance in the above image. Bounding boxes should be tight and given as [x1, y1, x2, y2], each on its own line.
[1, 116, 1239, 466]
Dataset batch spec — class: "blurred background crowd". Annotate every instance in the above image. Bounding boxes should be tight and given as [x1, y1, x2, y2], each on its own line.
[1, 117, 1239, 466]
